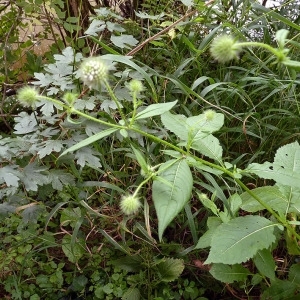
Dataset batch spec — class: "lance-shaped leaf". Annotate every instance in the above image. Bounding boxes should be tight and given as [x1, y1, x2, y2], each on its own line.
[60, 127, 118, 157]
[205, 215, 283, 265]
[135, 100, 177, 120]
[153, 159, 193, 241]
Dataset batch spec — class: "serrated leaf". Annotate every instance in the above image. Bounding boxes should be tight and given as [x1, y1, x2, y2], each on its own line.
[152, 159, 193, 240]
[60, 127, 118, 157]
[261, 279, 298, 300]
[157, 258, 184, 282]
[0, 202, 17, 219]
[135, 101, 177, 120]
[38, 140, 64, 158]
[60, 207, 82, 227]
[209, 264, 250, 283]
[191, 134, 223, 162]
[246, 142, 300, 188]
[62, 234, 85, 263]
[111, 34, 139, 49]
[161, 111, 188, 140]
[122, 287, 141, 300]
[186, 112, 224, 134]
[289, 264, 300, 285]
[0, 166, 21, 187]
[20, 163, 49, 191]
[21, 204, 45, 224]
[112, 256, 143, 272]
[205, 215, 283, 264]
[75, 147, 101, 168]
[14, 112, 38, 134]
[48, 170, 75, 191]
[84, 19, 106, 36]
[195, 217, 222, 249]
[253, 249, 276, 280]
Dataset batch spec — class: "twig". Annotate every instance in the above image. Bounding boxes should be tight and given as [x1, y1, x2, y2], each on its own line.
[126, 0, 215, 56]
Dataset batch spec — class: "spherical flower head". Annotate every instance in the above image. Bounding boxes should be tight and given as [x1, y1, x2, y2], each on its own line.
[204, 109, 216, 121]
[120, 194, 141, 215]
[127, 79, 145, 94]
[210, 35, 241, 63]
[79, 57, 111, 89]
[17, 86, 39, 107]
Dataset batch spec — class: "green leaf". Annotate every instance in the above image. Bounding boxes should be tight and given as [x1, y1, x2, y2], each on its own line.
[275, 29, 289, 49]
[153, 159, 193, 241]
[122, 287, 141, 300]
[112, 256, 143, 272]
[22, 204, 45, 224]
[20, 163, 49, 191]
[62, 235, 85, 263]
[253, 249, 276, 280]
[0, 166, 20, 187]
[205, 215, 283, 264]
[161, 111, 188, 140]
[289, 264, 300, 285]
[261, 279, 298, 300]
[209, 264, 251, 283]
[131, 146, 149, 175]
[246, 142, 300, 188]
[157, 258, 185, 282]
[60, 207, 82, 227]
[135, 101, 177, 120]
[111, 34, 139, 49]
[195, 217, 222, 249]
[48, 170, 75, 191]
[190, 134, 223, 163]
[60, 127, 118, 157]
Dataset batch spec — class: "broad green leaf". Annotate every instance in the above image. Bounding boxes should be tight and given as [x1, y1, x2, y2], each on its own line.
[60, 127, 118, 157]
[112, 256, 143, 272]
[48, 170, 75, 191]
[62, 235, 85, 263]
[135, 101, 177, 120]
[246, 142, 300, 188]
[195, 217, 222, 249]
[22, 204, 45, 224]
[122, 287, 141, 300]
[261, 279, 298, 300]
[253, 249, 276, 280]
[60, 207, 82, 227]
[289, 264, 300, 285]
[75, 147, 101, 168]
[190, 134, 223, 163]
[161, 111, 188, 140]
[111, 34, 139, 49]
[205, 215, 283, 264]
[186, 112, 224, 134]
[240, 186, 288, 214]
[209, 264, 250, 283]
[0, 166, 20, 187]
[20, 163, 49, 191]
[153, 159, 193, 240]
[157, 258, 184, 282]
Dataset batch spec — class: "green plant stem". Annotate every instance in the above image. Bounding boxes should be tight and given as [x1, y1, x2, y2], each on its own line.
[39, 94, 300, 242]
[104, 79, 129, 126]
[236, 42, 286, 60]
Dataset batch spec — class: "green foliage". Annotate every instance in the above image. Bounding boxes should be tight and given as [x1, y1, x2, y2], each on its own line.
[2, 0, 300, 299]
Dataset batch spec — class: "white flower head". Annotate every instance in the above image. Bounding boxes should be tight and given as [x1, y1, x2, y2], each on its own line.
[79, 57, 115, 89]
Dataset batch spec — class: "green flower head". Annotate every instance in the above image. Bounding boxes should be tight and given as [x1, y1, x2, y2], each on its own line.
[79, 57, 114, 89]
[17, 86, 39, 107]
[127, 79, 145, 94]
[210, 35, 241, 63]
[120, 194, 141, 215]
[204, 109, 216, 121]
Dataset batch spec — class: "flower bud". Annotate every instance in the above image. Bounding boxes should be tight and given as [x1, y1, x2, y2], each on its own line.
[204, 109, 216, 121]
[17, 86, 39, 107]
[210, 35, 241, 63]
[120, 194, 141, 215]
[127, 79, 145, 94]
[63, 92, 78, 106]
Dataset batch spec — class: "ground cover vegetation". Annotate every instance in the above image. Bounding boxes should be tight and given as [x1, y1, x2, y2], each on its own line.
[1, 0, 300, 299]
